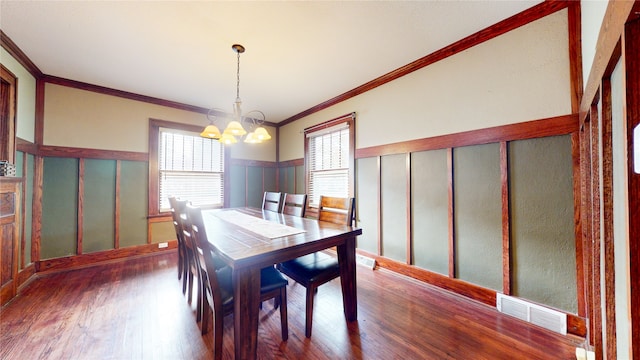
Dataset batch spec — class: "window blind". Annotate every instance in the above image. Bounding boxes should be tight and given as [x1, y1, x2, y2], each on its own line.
[159, 128, 224, 211]
[307, 127, 349, 207]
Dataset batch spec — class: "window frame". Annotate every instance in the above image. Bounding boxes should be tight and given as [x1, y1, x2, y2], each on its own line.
[148, 118, 230, 216]
[304, 113, 355, 217]
[1, 65, 17, 165]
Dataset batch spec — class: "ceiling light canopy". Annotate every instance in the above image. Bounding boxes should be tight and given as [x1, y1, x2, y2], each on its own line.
[201, 44, 271, 144]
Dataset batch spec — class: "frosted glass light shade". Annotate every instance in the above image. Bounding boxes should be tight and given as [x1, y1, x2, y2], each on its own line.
[200, 124, 221, 139]
[224, 121, 247, 136]
[253, 126, 271, 140]
[219, 133, 237, 144]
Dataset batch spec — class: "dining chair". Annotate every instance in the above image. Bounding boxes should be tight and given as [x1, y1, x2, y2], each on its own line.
[281, 193, 307, 217]
[277, 195, 355, 337]
[185, 204, 289, 359]
[262, 191, 283, 212]
[168, 197, 199, 313]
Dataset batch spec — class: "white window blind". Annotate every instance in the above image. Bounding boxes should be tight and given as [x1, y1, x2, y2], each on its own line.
[307, 126, 349, 207]
[159, 128, 224, 211]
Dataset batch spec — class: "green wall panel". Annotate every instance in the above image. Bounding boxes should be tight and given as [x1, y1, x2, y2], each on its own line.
[83, 159, 116, 253]
[454, 143, 502, 291]
[247, 166, 263, 208]
[355, 157, 378, 253]
[380, 154, 407, 262]
[24, 154, 34, 265]
[42, 157, 78, 259]
[295, 165, 305, 194]
[510, 135, 576, 312]
[229, 164, 246, 207]
[411, 149, 449, 275]
[264, 167, 277, 192]
[120, 161, 148, 248]
[151, 221, 175, 243]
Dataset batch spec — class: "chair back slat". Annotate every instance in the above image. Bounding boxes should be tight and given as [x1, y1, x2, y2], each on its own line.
[282, 193, 307, 217]
[262, 191, 283, 212]
[318, 196, 355, 226]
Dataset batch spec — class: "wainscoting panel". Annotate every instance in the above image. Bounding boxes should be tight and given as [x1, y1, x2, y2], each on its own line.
[265, 167, 278, 193]
[510, 135, 576, 313]
[41, 157, 78, 259]
[119, 160, 148, 248]
[411, 149, 449, 275]
[355, 157, 379, 254]
[229, 164, 246, 208]
[23, 153, 34, 266]
[83, 159, 116, 253]
[453, 143, 502, 291]
[380, 154, 407, 262]
[247, 166, 264, 209]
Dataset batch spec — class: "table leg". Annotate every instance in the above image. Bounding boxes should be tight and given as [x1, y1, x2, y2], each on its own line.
[233, 266, 261, 360]
[337, 236, 358, 321]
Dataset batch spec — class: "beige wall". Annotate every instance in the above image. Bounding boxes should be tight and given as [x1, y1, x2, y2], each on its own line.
[279, 10, 570, 161]
[44, 83, 276, 161]
[1, 48, 36, 143]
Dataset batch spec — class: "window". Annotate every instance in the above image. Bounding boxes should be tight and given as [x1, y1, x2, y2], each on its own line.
[149, 120, 226, 214]
[305, 113, 355, 208]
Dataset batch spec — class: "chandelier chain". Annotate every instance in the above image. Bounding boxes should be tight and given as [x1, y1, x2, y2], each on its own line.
[236, 51, 241, 100]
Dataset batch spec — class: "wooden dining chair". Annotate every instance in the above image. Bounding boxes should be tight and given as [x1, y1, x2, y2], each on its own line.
[185, 204, 289, 359]
[168, 197, 199, 312]
[262, 191, 283, 212]
[277, 195, 355, 337]
[281, 193, 307, 217]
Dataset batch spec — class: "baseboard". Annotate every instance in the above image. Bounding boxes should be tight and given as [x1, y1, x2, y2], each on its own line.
[37, 241, 177, 274]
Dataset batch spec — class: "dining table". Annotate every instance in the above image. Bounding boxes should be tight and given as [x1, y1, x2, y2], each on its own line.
[201, 207, 363, 359]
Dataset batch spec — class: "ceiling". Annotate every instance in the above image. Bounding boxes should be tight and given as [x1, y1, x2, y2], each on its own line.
[1, 1, 541, 124]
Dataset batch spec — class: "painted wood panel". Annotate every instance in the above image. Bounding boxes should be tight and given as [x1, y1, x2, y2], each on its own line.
[247, 167, 263, 209]
[380, 154, 407, 261]
[264, 167, 277, 193]
[41, 157, 78, 259]
[23, 153, 34, 266]
[295, 165, 305, 194]
[411, 149, 449, 275]
[83, 159, 116, 253]
[454, 144, 502, 291]
[229, 164, 246, 208]
[119, 161, 148, 248]
[510, 135, 576, 312]
[355, 157, 378, 254]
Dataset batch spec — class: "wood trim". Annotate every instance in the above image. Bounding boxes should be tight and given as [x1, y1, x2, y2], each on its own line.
[377, 156, 382, 256]
[500, 141, 511, 295]
[600, 76, 617, 360]
[589, 104, 603, 355]
[19, 151, 26, 269]
[77, 158, 84, 255]
[229, 158, 277, 168]
[15, 138, 37, 154]
[568, 1, 583, 114]
[15, 263, 36, 291]
[624, 16, 640, 359]
[356, 115, 578, 159]
[278, 1, 570, 126]
[115, 160, 121, 249]
[447, 148, 454, 279]
[35, 79, 45, 146]
[1, 64, 17, 165]
[579, 1, 635, 124]
[37, 243, 177, 274]
[278, 158, 303, 168]
[39, 145, 148, 162]
[0, 30, 43, 78]
[405, 153, 411, 265]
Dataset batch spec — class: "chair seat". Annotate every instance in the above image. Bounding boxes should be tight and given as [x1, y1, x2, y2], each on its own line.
[279, 252, 340, 283]
[216, 266, 288, 307]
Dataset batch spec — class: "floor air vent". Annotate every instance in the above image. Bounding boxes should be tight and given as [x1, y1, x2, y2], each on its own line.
[355, 254, 376, 269]
[496, 293, 567, 335]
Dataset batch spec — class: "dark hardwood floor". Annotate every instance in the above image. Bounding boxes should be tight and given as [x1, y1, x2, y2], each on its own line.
[1, 251, 583, 359]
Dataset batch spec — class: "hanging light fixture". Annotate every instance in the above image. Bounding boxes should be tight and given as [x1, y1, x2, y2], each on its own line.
[201, 44, 272, 144]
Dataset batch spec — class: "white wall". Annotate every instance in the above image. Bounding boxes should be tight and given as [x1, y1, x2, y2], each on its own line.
[581, 0, 609, 88]
[279, 10, 571, 161]
[1, 48, 36, 143]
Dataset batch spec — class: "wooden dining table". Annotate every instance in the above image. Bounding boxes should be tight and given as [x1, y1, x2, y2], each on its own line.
[201, 207, 363, 359]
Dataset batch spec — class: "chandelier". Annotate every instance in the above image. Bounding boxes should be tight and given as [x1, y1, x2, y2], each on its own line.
[201, 44, 272, 144]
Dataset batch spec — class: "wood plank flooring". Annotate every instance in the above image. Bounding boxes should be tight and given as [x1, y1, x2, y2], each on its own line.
[1, 251, 583, 359]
